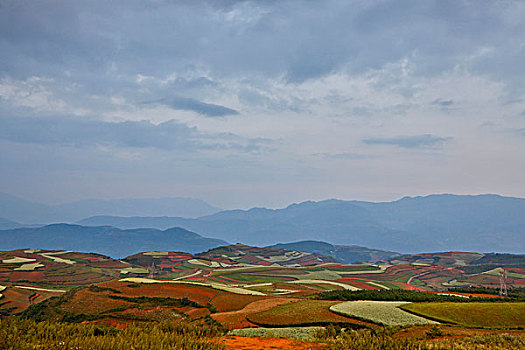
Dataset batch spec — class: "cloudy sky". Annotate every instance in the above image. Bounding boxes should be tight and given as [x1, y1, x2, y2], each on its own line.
[1, 0, 524, 209]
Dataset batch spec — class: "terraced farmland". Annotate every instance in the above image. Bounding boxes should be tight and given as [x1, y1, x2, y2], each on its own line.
[401, 302, 525, 329]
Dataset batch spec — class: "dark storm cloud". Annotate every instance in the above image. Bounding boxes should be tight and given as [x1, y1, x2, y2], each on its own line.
[0, 116, 256, 151]
[362, 134, 451, 149]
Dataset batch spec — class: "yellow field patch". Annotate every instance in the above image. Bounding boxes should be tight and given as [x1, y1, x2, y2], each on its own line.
[14, 263, 45, 271]
[2, 257, 37, 264]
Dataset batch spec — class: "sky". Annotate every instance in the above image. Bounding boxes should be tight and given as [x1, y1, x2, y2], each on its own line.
[1, 0, 524, 209]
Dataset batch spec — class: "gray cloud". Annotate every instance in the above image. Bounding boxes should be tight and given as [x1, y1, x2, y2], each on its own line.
[0, 116, 256, 151]
[432, 99, 454, 107]
[152, 97, 239, 117]
[362, 134, 451, 149]
[1, 1, 523, 86]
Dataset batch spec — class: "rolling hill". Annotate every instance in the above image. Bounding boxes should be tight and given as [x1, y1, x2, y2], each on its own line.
[0, 224, 228, 258]
[269, 241, 400, 264]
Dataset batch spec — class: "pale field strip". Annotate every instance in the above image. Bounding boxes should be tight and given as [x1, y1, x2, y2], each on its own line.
[330, 301, 438, 326]
[295, 269, 343, 281]
[41, 251, 72, 255]
[172, 270, 202, 280]
[23, 249, 41, 254]
[336, 264, 390, 275]
[120, 267, 149, 274]
[483, 267, 525, 279]
[244, 283, 273, 288]
[272, 289, 298, 295]
[206, 283, 266, 295]
[15, 286, 66, 293]
[364, 281, 390, 290]
[120, 277, 179, 284]
[14, 263, 44, 271]
[442, 279, 470, 287]
[437, 293, 469, 298]
[0, 285, 6, 292]
[119, 277, 266, 295]
[287, 279, 360, 291]
[2, 257, 37, 264]
[212, 265, 274, 272]
[256, 251, 310, 263]
[229, 326, 324, 341]
[143, 252, 170, 256]
[39, 251, 75, 265]
[188, 259, 224, 267]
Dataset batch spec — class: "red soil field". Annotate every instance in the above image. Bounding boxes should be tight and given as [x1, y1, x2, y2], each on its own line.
[221, 336, 324, 350]
[100, 281, 219, 305]
[9, 271, 45, 282]
[212, 298, 296, 329]
[211, 293, 268, 313]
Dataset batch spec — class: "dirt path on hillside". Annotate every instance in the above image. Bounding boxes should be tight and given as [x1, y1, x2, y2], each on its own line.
[212, 297, 297, 329]
[407, 271, 432, 286]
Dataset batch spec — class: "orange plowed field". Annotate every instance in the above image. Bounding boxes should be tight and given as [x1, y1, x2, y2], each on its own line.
[221, 336, 324, 350]
[100, 281, 219, 305]
[210, 293, 266, 312]
[9, 271, 45, 282]
[212, 298, 296, 329]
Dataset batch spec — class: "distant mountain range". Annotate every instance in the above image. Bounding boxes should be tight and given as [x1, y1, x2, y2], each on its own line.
[0, 192, 221, 223]
[269, 241, 400, 264]
[78, 194, 525, 253]
[0, 224, 228, 258]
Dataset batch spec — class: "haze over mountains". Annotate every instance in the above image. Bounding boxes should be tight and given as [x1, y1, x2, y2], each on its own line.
[0, 192, 221, 224]
[78, 194, 525, 254]
[1, 193, 524, 254]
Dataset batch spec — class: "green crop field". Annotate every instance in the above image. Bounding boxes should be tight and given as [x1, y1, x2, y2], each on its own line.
[401, 302, 525, 329]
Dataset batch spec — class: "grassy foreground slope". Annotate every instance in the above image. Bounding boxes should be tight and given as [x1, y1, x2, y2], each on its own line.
[0, 317, 225, 350]
[401, 302, 525, 329]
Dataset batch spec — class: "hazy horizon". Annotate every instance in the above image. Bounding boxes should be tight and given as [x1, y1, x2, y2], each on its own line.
[1, 189, 523, 212]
